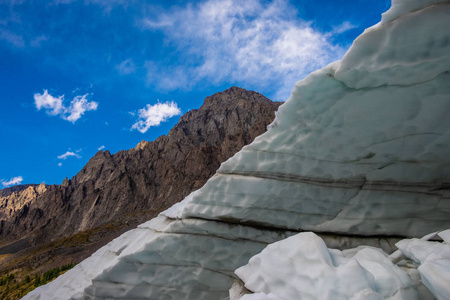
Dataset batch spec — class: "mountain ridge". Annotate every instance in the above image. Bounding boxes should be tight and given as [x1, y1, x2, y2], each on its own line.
[1, 86, 281, 247]
[0, 184, 45, 198]
[0, 183, 47, 223]
[0, 87, 281, 292]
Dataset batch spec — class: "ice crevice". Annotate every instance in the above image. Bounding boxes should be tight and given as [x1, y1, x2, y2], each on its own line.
[226, 148, 386, 165]
[317, 176, 367, 229]
[331, 67, 450, 91]
[365, 132, 443, 148]
[217, 170, 450, 195]
[217, 170, 368, 188]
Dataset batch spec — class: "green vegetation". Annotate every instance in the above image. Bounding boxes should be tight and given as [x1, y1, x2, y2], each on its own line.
[35, 263, 76, 288]
[0, 263, 76, 300]
[0, 220, 132, 300]
[0, 274, 15, 286]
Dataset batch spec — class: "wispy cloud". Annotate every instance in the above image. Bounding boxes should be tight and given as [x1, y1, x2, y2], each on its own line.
[131, 101, 181, 133]
[116, 58, 136, 75]
[97, 145, 105, 150]
[331, 21, 358, 34]
[0, 28, 24, 47]
[57, 151, 81, 160]
[1, 176, 23, 188]
[141, 0, 345, 100]
[34, 90, 98, 123]
[30, 34, 48, 47]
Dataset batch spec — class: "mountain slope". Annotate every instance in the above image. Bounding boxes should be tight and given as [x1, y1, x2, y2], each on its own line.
[0, 87, 280, 248]
[0, 88, 280, 295]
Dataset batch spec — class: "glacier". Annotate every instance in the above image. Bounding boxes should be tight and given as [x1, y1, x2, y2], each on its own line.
[182, 0, 450, 237]
[23, 0, 450, 299]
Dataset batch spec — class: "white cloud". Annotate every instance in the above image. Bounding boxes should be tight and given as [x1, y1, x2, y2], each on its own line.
[1, 176, 23, 187]
[34, 90, 98, 123]
[30, 35, 48, 47]
[58, 162, 63, 167]
[131, 101, 181, 133]
[57, 151, 81, 160]
[98, 145, 105, 150]
[331, 21, 358, 34]
[34, 90, 65, 115]
[141, 0, 346, 100]
[116, 58, 136, 75]
[64, 95, 98, 122]
[0, 28, 25, 47]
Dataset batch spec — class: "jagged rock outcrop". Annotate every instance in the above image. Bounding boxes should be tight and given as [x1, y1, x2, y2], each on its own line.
[0, 87, 280, 248]
[0, 183, 46, 221]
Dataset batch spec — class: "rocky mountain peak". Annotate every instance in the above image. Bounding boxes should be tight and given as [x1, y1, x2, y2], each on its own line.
[134, 140, 149, 151]
[0, 184, 37, 198]
[203, 86, 272, 106]
[61, 177, 69, 187]
[36, 182, 46, 194]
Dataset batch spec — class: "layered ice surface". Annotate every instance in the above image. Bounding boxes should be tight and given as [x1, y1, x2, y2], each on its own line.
[22, 0, 450, 299]
[23, 198, 296, 299]
[22, 199, 401, 300]
[182, 0, 450, 237]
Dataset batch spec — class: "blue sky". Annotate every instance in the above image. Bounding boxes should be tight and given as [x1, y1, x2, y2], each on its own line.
[0, 0, 390, 187]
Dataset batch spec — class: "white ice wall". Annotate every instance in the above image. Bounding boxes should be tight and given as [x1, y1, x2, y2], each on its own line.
[182, 1, 450, 237]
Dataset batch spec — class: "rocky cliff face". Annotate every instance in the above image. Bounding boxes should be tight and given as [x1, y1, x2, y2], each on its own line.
[0, 87, 280, 248]
[0, 183, 46, 222]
